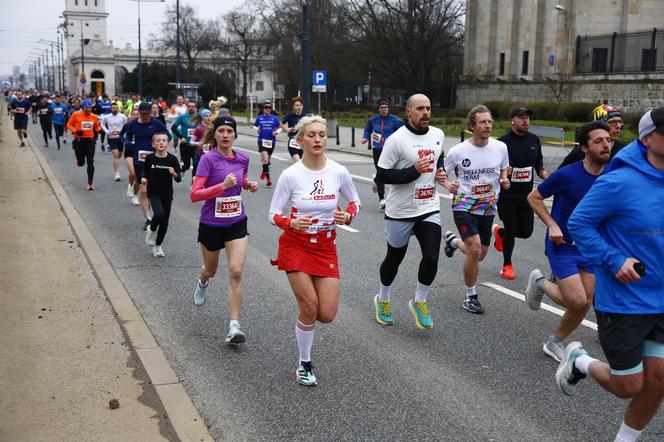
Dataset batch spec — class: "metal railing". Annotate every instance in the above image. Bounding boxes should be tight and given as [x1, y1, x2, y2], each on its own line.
[576, 28, 663, 74]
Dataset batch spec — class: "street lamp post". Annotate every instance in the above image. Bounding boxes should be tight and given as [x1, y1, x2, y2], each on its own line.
[129, 0, 165, 98]
[39, 40, 58, 92]
[176, 0, 181, 89]
[300, 1, 311, 114]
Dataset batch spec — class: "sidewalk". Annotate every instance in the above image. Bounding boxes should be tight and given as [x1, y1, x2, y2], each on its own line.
[0, 115, 176, 440]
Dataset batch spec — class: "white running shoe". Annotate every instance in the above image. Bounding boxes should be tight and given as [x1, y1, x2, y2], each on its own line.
[145, 228, 157, 246]
[126, 183, 133, 197]
[225, 323, 246, 344]
[193, 279, 207, 306]
[131, 195, 140, 206]
[525, 269, 545, 311]
[152, 245, 165, 257]
[114, 172, 121, 182]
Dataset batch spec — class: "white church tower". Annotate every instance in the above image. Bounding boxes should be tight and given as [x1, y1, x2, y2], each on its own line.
[62, 0, 116, 95]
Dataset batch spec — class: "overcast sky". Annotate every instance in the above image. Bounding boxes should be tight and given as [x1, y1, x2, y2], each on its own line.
[0, 0, 246, 76]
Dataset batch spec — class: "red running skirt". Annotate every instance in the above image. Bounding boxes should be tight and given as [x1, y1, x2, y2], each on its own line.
[274, 230, 339, 278]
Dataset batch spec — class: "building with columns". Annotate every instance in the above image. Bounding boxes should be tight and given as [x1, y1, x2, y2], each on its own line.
[459, 0, 664, 112]
[61, 0, 276, 100]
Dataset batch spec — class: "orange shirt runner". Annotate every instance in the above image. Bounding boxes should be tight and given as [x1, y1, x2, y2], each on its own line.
[66, 111, 101, 139]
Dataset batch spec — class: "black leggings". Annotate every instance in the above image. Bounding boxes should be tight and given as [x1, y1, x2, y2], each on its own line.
[379, 220, 441, 286]
[149, 195, 172, 245]
[497, 198, 534, 265]
[54, 124, 64, 147]
[180, 142, 194, 172]
[40, 119, 52, 144]
[372, 148, 385, 200]
[73, 138, 96, 184]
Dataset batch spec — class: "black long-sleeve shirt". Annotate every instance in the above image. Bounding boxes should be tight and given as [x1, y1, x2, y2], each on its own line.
[143, 152, 182, 198]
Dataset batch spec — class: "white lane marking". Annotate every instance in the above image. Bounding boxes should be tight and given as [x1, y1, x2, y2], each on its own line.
[481, 282, 598, 331]
[234, 146, 290, 163]
[338, 225, 359, 233]
[350, 174, 374, 184]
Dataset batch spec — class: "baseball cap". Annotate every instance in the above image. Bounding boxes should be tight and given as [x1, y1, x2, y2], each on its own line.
[81, 98, 93, 107]
[509, 107, 533, 118]
[638, 107, 664, 139]
[138, 102, 151, 113]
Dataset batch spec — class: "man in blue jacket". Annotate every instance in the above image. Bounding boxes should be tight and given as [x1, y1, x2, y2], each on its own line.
[362, 98, 403, 209]
[558, 107, 664, 442]
[253, 101, 281, 187]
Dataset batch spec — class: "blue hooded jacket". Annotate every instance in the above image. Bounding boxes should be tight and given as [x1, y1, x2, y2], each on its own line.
[568, 140, 664, 314]
[363, 114, 403, 151]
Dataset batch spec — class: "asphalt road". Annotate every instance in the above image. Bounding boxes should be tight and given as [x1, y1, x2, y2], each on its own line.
[25, 122, 663, 441]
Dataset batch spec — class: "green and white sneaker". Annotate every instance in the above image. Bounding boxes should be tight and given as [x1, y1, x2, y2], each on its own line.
[408, 299, 433, 329]
[296, 361, 318, 386]
[374, 294, 394, 326]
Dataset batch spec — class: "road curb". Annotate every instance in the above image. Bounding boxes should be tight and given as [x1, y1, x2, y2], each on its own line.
[25, 135, 214, 442]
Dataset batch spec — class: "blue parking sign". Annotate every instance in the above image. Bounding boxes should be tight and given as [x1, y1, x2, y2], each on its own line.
[313, 70, 327, 86]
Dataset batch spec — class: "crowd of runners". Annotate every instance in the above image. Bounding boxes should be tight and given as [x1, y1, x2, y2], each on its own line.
[5, 87, 664, 441]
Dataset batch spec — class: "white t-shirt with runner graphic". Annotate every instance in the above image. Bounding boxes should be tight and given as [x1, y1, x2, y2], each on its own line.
[269, 159, 360, 236]
[444, 138, 509, 216]
[377, 125, 445, 219]
[101, 112, 127, 138]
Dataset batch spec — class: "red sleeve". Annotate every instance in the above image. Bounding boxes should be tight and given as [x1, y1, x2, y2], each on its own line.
[190, 175, 225, 202]
[345, 202, 359, 225]
[272, 213, 291, 231]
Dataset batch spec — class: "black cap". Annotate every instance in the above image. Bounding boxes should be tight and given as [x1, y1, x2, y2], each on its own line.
[377, 98, 390, 109]
[213, 116, 237, 138]
[138, 102, 151, 113]
[509, 107, 533, 118]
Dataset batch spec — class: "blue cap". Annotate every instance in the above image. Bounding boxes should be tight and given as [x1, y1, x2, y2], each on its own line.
[200, 109, 212, 117]
[81, 99, 93, 107]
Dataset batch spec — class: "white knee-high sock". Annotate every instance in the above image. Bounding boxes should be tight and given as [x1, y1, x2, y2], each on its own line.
[295, 320, 315, 362]
[614, 421, 642, 442]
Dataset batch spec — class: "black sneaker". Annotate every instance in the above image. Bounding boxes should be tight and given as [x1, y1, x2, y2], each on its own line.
[142, 218, 151, 231]
[462, 295, 484, 314]
[444, 231, 457, 257]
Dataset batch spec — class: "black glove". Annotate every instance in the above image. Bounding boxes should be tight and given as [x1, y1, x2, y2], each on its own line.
[368, 145, 372, 151]
[76, 130, 84, 136]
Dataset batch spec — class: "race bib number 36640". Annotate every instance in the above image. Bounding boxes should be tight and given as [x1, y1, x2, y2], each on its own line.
[215, 196, 242, 218]
[471, 182, 493, 199]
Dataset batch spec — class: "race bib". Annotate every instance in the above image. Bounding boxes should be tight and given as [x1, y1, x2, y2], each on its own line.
[109, 130, 120, 138]
[137, 150, 150, 162]
[15, 108, 25, 114]
[202, 144, 210, 153]
[40, 109, 49, 115]
[288, 138, 300, 149]
[511, 166, 532, 182]
[471, 182, 493, 199]
[413, 183, 436, 204]
[371, 132, 382, 143]
[81, 121, 94, 131]
[54, 108, 63, 114]
[261, 139, 273, 149]
[215, 195, 242, 218]
[187, 128, 195, 138]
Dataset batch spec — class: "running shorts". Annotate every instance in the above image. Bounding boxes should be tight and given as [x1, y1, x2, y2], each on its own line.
[453, 210, 494, 245]
[14, 120, 27, 130]
[108, 138, 124, 152]
[198, 218, 248, 252]
[384, 212, 440, 248]
[545, 244, 594, 280]
[596, 312, 664, 375]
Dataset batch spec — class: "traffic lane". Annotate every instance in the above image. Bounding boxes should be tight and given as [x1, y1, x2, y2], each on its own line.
[31, 128, 662, 440]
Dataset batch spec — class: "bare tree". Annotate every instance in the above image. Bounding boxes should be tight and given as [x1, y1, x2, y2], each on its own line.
[334, 0, 464, 97]
[223, 9, 264, 100]
[150, 3, 223, 72]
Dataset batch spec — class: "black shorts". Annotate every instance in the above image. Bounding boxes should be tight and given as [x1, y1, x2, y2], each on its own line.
[124, 147, 134, 159]
[288, 147, 304, 158]
[596, 311, 664, 374]
[108, 138, 124, 152]
[198, 218, 248, 252]
[14, 120, 27, 130]
[134, 163, 144, 180]
[497, 197, 534, 238]
[258, 140, 275, 154]
[453, 210, 494, 246]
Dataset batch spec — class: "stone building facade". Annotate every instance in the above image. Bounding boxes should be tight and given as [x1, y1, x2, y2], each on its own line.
[458, 0, 664, 112]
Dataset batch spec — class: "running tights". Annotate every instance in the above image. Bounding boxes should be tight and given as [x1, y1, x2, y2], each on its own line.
[73, 139, 96, 184]
[372, 148, 385, 200]
[149, 195, 172, 245]
[180, 142, 194, 172]
[379, 221, 441, 286]
[40, 120, 52, 145]
[54, 124, 64, 148]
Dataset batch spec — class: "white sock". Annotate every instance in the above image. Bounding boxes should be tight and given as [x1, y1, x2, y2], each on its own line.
[414, 282, 430, 302]
[614, 421, 642, 442]
[295, 320, 315, 362]
[229, 319, 240, 329]
[465, 286, 476, 298]
[378, 283, 391, 301]
[574, 354, 596, 375]
[453, 238, 461, 249]
[198, 278, 208, 288]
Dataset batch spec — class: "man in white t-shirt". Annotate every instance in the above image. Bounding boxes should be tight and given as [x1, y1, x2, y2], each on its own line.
[167, 95, 187, 150]
[373, 93, 447, 330]
[442, 104, 510, 314]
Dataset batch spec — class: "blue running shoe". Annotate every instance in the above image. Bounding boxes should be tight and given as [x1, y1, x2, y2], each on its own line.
[193, 279, 208, 306]
[555, 341, 587, 396]
[462, 295, 484, 314]
[408, 299, 433, 329]
[374, 294, 394, 326]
